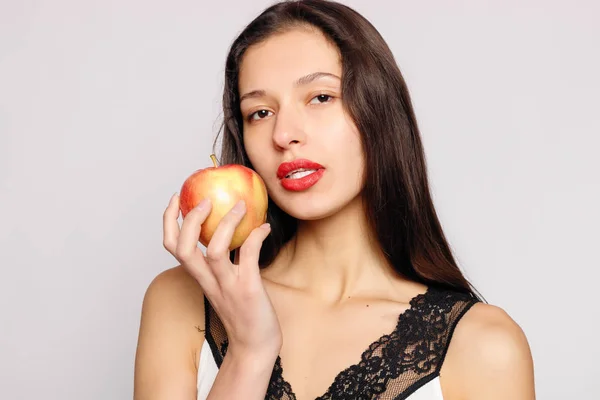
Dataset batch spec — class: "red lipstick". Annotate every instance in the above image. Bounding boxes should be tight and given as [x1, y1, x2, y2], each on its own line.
[277, 159, 325, 191]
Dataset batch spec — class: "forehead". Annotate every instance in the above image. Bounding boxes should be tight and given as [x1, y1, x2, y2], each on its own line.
[239, 27, 341, 92]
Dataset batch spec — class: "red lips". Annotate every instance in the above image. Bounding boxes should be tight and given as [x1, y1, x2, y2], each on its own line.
[277, 159, 324, 179]
[277, 159, 325, 191]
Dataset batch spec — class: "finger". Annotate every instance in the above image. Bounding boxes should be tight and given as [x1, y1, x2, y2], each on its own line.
[205, 200, 247, 281]
[238, 223, 271, 279]
[162, 193, 181, 254]
[176, 198, 218, 288]
[177, 198, 212, 259]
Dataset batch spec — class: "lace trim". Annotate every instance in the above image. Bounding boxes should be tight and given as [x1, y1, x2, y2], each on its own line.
[206, 287, 478, 399]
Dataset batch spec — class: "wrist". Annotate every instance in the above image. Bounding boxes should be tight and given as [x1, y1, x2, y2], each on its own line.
[226, 344, 280, 369]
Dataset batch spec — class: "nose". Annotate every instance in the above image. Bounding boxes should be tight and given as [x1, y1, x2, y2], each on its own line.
[271, 106, 306, 150]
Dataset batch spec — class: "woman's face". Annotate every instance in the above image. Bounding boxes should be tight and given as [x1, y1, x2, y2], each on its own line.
[239, 27, 365, 221]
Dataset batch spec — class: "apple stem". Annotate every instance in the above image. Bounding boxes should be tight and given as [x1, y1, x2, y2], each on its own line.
[210, 154, 219, 168]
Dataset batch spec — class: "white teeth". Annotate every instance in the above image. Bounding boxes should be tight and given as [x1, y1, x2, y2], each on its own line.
[286, 169, 317, 179]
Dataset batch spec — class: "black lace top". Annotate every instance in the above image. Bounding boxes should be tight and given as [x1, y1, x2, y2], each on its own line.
[204, 286, 478, 400]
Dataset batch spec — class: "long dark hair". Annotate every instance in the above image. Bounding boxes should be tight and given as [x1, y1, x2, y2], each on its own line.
[214, 0, 483, 300]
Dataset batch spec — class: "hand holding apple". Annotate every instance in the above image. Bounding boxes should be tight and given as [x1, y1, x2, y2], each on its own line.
[179, 154, 268, 250]
[162, 157, 282, 361]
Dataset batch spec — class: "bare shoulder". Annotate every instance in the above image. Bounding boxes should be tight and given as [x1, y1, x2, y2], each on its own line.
[134, 265, 206, 399]
[450, 303, 530, 360]
[440, 303, 536, 400]
[141, 265, 206, 341]
[145, 265, 204, 313]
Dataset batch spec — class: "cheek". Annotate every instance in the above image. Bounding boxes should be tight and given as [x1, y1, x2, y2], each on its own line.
[325, 116, 364, 166]
[342, 137, 365, 186]
[334, 125, 365, 188]
[243, 131, 262, 165]
[243, 133, 273, 180]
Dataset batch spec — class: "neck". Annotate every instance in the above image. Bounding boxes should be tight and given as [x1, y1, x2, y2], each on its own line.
[267, 196, 402, 304]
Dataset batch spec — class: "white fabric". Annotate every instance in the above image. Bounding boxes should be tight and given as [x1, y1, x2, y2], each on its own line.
[404, 376, 444, 400]
[196, 340, 444, 400]
[197, 341, 219, 400]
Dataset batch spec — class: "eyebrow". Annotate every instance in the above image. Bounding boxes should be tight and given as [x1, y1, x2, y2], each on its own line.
[239, 72, 341, 103]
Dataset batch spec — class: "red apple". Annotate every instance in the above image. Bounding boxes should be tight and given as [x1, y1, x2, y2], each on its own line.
[179, 154, 268, 250]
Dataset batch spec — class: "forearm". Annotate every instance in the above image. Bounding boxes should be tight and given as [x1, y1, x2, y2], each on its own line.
[207, 350, 276, 399]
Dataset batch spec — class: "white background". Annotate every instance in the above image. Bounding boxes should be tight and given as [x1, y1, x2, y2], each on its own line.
[1, 0, 598, 398]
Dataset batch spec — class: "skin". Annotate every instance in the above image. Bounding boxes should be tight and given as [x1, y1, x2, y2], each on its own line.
[134, 27, 535, 400]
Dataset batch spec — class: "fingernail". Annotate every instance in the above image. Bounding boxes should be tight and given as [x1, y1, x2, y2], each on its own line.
[261, 223, 271, 231]
[232, 200, 246, 213]
[196, 198, 210, 209]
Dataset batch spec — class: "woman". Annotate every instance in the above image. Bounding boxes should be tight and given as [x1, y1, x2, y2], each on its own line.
[134, 1, 535, 399]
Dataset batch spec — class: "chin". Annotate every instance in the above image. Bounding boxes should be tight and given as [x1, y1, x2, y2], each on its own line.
[286, 206, 339, 221]
[272, 191, 360, 222]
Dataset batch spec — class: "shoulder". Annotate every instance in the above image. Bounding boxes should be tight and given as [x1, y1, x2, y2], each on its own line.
[141, 265, 205, 334]
[440, 302, 536, 399]
[134, 266, 206, 398]
[136, 265, 206, 368]
[145, 265, 204, 302]
[449, 303, 531, 365]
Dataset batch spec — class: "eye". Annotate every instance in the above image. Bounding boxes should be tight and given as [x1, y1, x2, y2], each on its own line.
[309, 94, 333, 105]
[248, 109, 273, 121]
